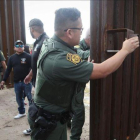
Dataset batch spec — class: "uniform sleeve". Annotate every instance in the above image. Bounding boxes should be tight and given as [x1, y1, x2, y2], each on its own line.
[53, 53, 93, 83]
[76, 48, 90, 60]
[0, 51, 6, 62]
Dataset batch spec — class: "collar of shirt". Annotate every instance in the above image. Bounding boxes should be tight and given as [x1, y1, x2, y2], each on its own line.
[36, 32, 46, 41]
[15, 51, 25, 56]
[52, 35, 77, 53]
[34, 32, 48, 49]
[80, 39, 90, 50]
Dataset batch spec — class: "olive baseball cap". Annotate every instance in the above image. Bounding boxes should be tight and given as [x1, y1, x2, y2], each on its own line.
[29, 18, 44, 27]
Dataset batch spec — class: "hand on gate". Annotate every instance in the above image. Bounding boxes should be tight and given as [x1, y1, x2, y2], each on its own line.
[122, 36, 139, 54]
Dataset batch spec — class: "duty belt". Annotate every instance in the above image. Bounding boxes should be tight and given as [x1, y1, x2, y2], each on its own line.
[34, 102, 72, 124]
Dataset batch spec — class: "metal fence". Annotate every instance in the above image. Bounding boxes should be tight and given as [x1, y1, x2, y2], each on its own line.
[90, 0, 140, 140]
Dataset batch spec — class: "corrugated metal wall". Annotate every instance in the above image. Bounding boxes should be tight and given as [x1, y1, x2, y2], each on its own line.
[0, 0, 26, 85]
[90, 0, 140, 140]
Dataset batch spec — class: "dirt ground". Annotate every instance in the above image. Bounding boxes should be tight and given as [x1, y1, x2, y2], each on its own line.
[0, 86, 140, 140]
[0, 87, 90, 140]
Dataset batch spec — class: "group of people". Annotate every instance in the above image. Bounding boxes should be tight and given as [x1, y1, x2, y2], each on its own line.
[0, 7, 139, 140]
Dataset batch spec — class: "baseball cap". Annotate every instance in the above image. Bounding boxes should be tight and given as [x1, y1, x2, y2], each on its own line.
[14, 40, 24, 46]
[29, 18, 44, 27]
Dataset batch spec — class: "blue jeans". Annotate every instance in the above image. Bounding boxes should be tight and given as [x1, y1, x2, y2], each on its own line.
[14, 82, 32, 114]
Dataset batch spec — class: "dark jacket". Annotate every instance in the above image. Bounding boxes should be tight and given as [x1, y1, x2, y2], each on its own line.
[31, 32, 49, 86]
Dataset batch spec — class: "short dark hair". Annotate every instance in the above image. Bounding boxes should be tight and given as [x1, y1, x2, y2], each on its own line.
[54, 8, 81, 33]
[29, 18, 44, 33]
[29, 18, 43, 27]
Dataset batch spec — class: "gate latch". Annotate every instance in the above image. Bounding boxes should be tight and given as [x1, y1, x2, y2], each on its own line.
[106, 28, 139, 53]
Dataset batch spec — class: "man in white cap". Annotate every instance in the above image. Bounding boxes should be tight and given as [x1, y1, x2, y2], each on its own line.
[0, 40, 32, 119]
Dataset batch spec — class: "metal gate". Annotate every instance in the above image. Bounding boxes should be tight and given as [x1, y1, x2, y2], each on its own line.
[90, 0, 140, 140]
[0, 0, 26, 85]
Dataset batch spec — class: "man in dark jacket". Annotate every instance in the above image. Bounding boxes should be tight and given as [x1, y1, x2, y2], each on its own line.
[24, 18, 49, 87]
[24, 45, 30, 54]
[23, 18, 49, 135]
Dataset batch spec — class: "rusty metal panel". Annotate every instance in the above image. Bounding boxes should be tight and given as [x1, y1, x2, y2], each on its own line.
[133, 0, 140, 139]
[90, 0, 102, 139]
[90, 0, 140, 140]
[0, 0, 26, 85]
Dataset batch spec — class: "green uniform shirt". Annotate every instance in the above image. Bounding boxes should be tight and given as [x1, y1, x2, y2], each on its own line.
[0, 51, 5, 62]
[75, 39, 90, 60]
[0, 51, 5, 72]
[34, 35, 93, 113]
[79, 39, 90, 51]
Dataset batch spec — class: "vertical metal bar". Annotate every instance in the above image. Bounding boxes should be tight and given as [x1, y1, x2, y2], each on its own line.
[0, 2, 2, 51]
[6, 0, 15, 85]
[6, 0, 14, 55]
[0, 0, 8, 61]
[90, 0, 114, 140]
[12, 0, 21, 40]
[11, 0, 15, 42]
[90, 0, 100, 139]
[128, 0, 140, 139]
[133, 0, 140, 138]
[99, 0, 114, 139]
[4, 0, 10, 58]
[111, 1, 125, 140]
[120, 0, 133, 139]
[20, 0, 26, 44]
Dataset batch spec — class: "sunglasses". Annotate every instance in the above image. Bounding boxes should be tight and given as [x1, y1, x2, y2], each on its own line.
[15, 45, 24, 48]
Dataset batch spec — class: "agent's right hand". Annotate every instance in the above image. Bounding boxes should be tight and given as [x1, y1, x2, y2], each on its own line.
[0, 81, 5, 90]
[122, 36, 139, 54]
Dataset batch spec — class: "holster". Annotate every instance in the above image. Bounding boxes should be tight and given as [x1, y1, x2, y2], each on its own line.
[28, 101, 72, 140]
[28, 101, 38, 121]
[34, 116, 57, 140]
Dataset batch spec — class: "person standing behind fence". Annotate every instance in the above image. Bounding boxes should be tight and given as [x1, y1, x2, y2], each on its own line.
[70, 28, 91, 140]
[0, 40, 32, 119]
[75, 28, 90, 60]
[0, 50, 7, 82]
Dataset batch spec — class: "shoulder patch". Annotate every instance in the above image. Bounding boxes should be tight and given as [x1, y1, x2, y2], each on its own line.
[66, 53, 82, 65]
[74, 45, 80, 48]
[0, 51, 4, 57]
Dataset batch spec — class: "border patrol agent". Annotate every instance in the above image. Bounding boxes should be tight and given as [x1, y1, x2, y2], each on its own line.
[70, 28, 91, 140]
[27, 8, 139, 140]
[75, 28, 90, 60]
[0, 50, 6, 82]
